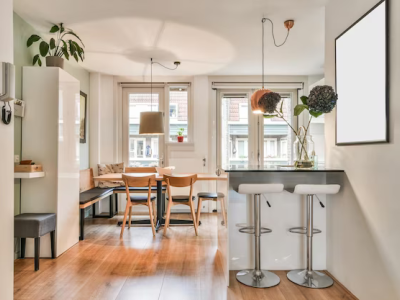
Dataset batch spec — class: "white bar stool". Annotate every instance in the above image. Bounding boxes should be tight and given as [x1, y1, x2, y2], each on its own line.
[236, 183, 284, 288]
[287, 184, 340, 289]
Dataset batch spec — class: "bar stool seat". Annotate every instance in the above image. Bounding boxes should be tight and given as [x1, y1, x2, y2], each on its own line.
[196, 192, 226, 227]
[287, 184, 340, 289]
[236, 183, 283, 288]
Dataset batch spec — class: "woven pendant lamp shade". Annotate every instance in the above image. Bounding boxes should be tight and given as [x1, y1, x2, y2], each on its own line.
[139, 111, 165, 135]
[251, 89, 272, 114]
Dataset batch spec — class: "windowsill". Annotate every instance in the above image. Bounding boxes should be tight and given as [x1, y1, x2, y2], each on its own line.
[165, 142, 195, 146]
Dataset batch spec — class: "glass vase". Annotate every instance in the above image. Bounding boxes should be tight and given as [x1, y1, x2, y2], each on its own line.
[293, 127, 315, 169]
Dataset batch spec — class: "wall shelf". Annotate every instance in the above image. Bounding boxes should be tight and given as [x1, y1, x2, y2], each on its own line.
[14, 172, 45, 179]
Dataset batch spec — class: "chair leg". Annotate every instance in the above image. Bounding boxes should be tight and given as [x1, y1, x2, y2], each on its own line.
[34, 237, 40, 271]
[128, 207, 132, 229]
[120, 202, 131, 238]
[109, 195, 113, 218]
[20, 238, 26, 259]
[220, 197, 227, 227]
[50, 231, 56, 259]
[148, 202, 156, 236]
[189, 201, 198, 236]
[163, 199, 173, 236]
[79, 208, 85, 241]
[196, 197, 203, 228]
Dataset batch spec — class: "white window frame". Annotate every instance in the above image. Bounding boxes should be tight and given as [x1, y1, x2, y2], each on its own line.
[130, 137, 146, 159]
[166, 85, 192, 143]
[264, 138, 278, 158]
[235, 138, 249, 159]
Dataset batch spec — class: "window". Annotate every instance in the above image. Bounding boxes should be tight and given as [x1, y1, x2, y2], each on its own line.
[281, 139, 288, 158]
[123, 89, 163, 167]
[239, 103, 248, 122]
[264, 138, 277, 158]
[169, 87, 189, 142]
[236, 138, 248, 159]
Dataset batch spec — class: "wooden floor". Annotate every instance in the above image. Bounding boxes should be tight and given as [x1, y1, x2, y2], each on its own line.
[14, 213, 356, 300]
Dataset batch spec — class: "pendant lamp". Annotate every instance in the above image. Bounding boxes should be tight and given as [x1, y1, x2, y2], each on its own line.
[251, 18, 294, 114]
[139, 58, 181, 135]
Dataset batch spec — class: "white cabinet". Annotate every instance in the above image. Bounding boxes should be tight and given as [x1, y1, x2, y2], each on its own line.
[21, 67, 80, 257]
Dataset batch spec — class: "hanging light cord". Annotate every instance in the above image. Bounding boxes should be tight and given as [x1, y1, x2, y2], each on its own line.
[149, 58, 180, 111]
[261, 17, 291, 88]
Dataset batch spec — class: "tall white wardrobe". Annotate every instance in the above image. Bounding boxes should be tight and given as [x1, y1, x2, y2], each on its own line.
[22, 67, 80, 257]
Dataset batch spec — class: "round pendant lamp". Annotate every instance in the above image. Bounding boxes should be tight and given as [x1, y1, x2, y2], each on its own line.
[251, 18, 294, 114]
[139, 58, 181, 135]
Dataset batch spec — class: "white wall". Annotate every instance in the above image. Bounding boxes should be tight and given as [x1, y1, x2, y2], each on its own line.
[0, 0, 14, 299]
[325, 1, 400, 299]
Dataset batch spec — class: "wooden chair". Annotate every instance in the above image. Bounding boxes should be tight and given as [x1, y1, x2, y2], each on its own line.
[120, 174, 157, 238]
[196, 192, 227, 227]
[163, 174, 198, 236]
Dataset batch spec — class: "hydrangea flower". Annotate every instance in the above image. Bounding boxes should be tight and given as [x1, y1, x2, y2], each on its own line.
[258, 92, 281, 114]
[308, 85, 338, 114]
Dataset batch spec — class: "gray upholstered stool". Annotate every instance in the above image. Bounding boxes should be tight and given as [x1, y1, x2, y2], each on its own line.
[196, 192, 226, 227]
[287, 184, 340, 289]
[14, 213, 56, 271]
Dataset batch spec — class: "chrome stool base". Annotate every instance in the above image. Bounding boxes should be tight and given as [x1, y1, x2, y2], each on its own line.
[287, 269, 333, 289]
[236, 269, 280, 288]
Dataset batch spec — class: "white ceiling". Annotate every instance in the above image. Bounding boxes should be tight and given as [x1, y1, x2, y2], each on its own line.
[14, 0, 327, 76]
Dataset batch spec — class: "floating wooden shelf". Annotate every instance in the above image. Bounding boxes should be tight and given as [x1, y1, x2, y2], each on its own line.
[14, 172, 45, 179]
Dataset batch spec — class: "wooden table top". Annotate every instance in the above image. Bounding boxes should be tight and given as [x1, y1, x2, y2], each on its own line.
[93, 173, 227, 182]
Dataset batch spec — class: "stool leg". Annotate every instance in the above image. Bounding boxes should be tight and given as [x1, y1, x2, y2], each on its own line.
[80, 208, 85, 241]
[20, 238, 26, 259]
[50, 231, 56, 259]
[287, 194, 333, 288]
[236, 194, 280, 288]
[34, 237, 40, 271]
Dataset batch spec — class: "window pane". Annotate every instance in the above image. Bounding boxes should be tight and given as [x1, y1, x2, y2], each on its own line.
[169, 88, 188, 142]
[128, 93, 160, 167]
[221, 97, 249, 168]
[263, 95, 292, 165]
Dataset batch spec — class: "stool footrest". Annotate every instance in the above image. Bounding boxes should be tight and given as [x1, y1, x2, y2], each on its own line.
[289, 227, 321, 235]
[239, 226, 272, 234]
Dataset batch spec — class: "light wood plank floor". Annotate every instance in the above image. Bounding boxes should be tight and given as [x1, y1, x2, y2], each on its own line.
[14, 214, 356, 300]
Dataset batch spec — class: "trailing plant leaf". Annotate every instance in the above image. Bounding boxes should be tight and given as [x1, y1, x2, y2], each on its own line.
[309, 110, 323, 118]
[27, 35, 41, 47]
[39, 41, 50, 56]
[60, 23, 65, 33]
[63, 31, 85, 47]
[263, 114, 277, 119]
[73, 52, 79, 62]
[279, 100, 284, 114]
[50, 25, 59, 33]
[38, 57, 42, 67]
[50, 38, 56, 50]
[294, 104, 308, 116]
[300, 96, 308, 105]
[69, 40, 77, 55]
[32, 54, 40, 66]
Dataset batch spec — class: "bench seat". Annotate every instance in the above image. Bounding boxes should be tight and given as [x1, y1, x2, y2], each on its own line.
[79, 188, 114, 208]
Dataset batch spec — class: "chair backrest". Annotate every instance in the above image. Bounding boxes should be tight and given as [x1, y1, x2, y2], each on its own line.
[122, 174, 156, 188]
[80, 168, 94, 193]
[163, 174, 197, 203]
[156, 167, 172, 176]
[163, 174, 197, 187]
[122, 174, 156, 201]
[125, 167, 157, 173]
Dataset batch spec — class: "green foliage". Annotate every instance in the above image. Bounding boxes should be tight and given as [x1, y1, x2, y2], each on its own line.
[300, 96, 308, 105]
[294, 104, 308, 116]
[309, 110, 323, 118]
[177, 128, 185, 136]
[27, 23, 85, 66]
[263, 114, 277, 119]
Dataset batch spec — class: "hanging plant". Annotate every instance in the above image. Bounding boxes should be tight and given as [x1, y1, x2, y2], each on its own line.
[27, 23, 85, 68]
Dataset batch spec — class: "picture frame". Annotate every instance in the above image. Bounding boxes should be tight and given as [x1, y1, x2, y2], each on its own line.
[335, 0, 389, 145]
[80, 91, 87, 143]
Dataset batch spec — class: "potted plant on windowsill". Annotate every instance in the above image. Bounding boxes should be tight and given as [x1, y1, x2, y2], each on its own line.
[27, 23, 85, 69]
[177, 128, 185, 142]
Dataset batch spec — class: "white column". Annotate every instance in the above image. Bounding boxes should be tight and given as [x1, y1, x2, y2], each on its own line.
[0, 0, 14, 299]
[89, 73, 101, 174]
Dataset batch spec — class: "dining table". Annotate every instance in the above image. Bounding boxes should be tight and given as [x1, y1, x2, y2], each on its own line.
[93, 173, 227, 231]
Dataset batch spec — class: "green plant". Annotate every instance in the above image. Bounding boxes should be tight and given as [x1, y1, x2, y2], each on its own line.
[27, 23, 85, 66]
[177, 128, 185, 136]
